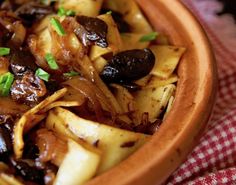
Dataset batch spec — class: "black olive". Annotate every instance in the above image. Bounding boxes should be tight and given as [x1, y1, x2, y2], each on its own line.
[100, 48, 155, 83]
[0, 125, 13, 159]
[15, 2, 54, 27]
[9, 48, 37, 76]
[76, 15, 108, 48]
[10, 159, 44, 184]
[100, 9, 131, 33]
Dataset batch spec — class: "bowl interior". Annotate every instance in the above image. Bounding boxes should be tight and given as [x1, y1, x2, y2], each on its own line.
[86, 0, 217, 185]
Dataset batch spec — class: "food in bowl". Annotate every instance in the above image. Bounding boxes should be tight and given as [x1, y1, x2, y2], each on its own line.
[0, 0, 186, 184]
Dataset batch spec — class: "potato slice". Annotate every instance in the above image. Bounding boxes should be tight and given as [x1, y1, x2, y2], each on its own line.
[111, 84, 135, 113]
[121, 33, 150, 51]
[135, 75, 152, 87]
[54, 139, 100, 185]
[145, 74, 178, 88]
[46, 107, 149, 174]
[134, 84, 176, 122]
[150, 45, 186, 78]
[103, 0, 152, 33]
[57, 0, 103, 17]
[92, 57, 108, 73]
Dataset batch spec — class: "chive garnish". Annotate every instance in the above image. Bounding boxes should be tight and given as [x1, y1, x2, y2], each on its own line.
[139, 32, 159, 42]
[63, 71, 80, 77]
[66, 10, 76, 16]
[58, 7, 76, 17]
[0, 47, 10, 56]
[45, 53, 59, 70]
[35, 68, 50, 82]
[0, 72, 14, 96]
[50, 18, 66, 36]
[106, 11, 112, 15]
[57, 7, 66, 16]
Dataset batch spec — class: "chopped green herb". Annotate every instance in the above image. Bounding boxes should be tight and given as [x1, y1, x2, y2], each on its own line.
[50, 18, 66, 36]
[63, 71, 80, 77]
[139, 32, 159, 42]
[35, 68, 50, 82]
[0, 47, 10, 56]
[58, 7, 76, 17]
[106, 11, 112, 15]
[45, 53, 59, 70]
[57, 7, 66, 16]
[66, 10, 76, 16]
[0, 72, 14, 96]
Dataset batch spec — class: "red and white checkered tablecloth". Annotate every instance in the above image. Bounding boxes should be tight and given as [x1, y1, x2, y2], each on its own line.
[166, 0, 236, 184]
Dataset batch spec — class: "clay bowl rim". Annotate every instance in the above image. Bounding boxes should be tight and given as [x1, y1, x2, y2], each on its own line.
[86, 0, 218, 185]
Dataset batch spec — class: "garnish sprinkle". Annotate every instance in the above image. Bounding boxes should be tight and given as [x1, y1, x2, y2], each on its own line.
[139, 32, 159, 42]
[0, 72, 14, 96]
[35, 68, 50, 82]
[0, 47, 10, 56]
[45, 53, 59, 70]
[50, 18, 66, 36]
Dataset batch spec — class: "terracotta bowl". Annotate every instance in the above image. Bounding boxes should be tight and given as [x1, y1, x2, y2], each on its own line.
[87, 0, 217, 184]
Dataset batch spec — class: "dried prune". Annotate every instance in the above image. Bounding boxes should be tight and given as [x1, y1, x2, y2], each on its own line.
[100, 48, 155, 83]
[101, 9, 131, 33]
[10, 159, 44, 183]
[15, 2, 54, 27]
[76, 15, 108, 48]
[10, 48, 37, 76]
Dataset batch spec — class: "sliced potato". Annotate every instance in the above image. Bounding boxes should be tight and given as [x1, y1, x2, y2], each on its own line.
[134, 84, 176, 122]
[111, 84, 135, 113]
[150, 45, 186, 78]
[92, 57, 108, 73]
[135, 75, 152, 87]
[46, 107, 149, 174]
[54, 139, 101, 185]
[104, 0, 152, 33]
[121, 33, 150, 50]
[57, 0, 103, 17]
[145, 74, 178, 88]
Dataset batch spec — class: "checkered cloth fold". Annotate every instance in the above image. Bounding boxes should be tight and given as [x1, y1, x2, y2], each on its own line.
[166, 0, 236, 184]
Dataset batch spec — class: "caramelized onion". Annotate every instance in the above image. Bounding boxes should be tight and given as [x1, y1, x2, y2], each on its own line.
[63, 77, 107, 122]
[36, 129, 67, 166]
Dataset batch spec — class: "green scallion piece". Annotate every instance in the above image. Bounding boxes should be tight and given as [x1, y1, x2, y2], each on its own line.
[0, 47, 10, 56]
[139, 32, 159, 42]
[0, 72, 14, 96]
[35, 68, 50, 82]
[50, 18, 66, 36]
[106, 11, 112, 15]
[63, 71, 80, 77]
[57, 7, 66, 16]
[58, 7, 76, 17]
[66, 10, 76, 16]
[45, 53, 59, 70]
